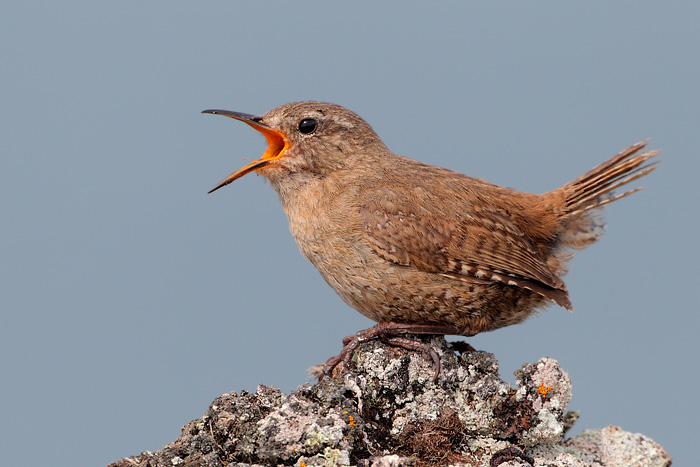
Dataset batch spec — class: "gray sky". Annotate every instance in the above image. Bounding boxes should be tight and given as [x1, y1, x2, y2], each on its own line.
[1, 2, 697, 465]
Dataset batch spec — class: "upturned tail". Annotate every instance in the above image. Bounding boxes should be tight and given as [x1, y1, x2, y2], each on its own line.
[550, 140, 660, 251]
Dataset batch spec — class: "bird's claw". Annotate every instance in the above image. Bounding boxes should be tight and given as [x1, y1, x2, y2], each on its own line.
[318, 322, 461, 381]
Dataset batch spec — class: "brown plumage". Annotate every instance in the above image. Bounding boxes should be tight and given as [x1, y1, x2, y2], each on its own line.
[203, 101, 659, 377]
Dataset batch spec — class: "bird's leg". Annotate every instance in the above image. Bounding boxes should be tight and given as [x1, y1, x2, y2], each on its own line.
[384, 336, 442, 381]
[320, 322, 462, 381]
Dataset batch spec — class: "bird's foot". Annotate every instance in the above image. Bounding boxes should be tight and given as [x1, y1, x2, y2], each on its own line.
[319, 322, 461, 381]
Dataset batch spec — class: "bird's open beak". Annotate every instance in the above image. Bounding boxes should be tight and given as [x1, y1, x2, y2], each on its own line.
[202, 109, 289, 193]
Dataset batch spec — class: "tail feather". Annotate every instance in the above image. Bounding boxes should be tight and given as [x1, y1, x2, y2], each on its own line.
[573, 162, 658, 214]
[559, 140, 660, 219]
[546, 140, 660, 254]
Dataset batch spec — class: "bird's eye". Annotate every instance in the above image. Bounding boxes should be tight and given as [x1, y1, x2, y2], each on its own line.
[298, 118, 317, 134]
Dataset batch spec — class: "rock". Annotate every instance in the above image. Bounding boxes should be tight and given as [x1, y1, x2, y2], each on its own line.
[108, 337, 670, 467]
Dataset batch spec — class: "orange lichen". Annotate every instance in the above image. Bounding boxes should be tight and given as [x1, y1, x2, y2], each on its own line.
[349, 415, 356, 426]
[537, 383, 553, 399]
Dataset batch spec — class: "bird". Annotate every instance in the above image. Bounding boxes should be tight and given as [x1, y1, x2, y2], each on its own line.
[202, 101, 659, 379]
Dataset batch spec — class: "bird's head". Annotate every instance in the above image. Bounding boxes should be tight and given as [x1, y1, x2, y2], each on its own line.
[203, 101, 387, 193]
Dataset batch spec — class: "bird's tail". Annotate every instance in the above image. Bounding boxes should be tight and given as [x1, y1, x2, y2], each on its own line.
[549, 140, 660, 250]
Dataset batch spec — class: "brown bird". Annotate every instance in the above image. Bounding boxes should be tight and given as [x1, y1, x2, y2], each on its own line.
[203, 101, 659, 379]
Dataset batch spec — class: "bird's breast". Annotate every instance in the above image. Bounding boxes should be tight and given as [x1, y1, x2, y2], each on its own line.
[278, 176, 364, 267]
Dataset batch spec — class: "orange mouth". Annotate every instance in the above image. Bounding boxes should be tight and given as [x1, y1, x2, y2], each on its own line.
[203, 109, 289, 193]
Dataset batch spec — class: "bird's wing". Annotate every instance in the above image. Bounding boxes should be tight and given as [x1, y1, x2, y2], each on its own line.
[360, 187, 572, 309]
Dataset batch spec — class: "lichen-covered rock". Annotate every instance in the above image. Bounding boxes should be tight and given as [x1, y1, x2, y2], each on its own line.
[109, 337, 670, 467]
[529, 425, 672, 467]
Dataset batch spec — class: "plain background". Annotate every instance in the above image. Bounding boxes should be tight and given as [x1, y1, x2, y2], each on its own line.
[1, 2, 697, 466]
